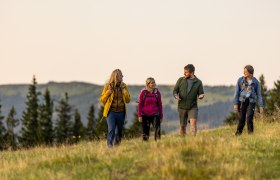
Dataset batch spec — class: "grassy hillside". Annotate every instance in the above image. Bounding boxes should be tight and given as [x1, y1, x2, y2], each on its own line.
[1, 120, 280, 179]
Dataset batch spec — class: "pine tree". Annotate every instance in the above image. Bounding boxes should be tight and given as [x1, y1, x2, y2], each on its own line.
[6, 107, 19, 150]
[86, 105, 99, 140]
[72, 109, 85, 143]
[126, 106, 142, 138]
[38, 88, 54, 145]
[96, 105, 107, 139]
[0, 101, 7, 150]
[55, 93, 73, 144]
[256, 74, 268, 113]
[20, 76, 40, 147]
[267, 79, 280, 115]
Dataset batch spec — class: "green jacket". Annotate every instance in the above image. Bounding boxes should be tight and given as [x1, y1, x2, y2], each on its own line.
[173, 76, 204, 110]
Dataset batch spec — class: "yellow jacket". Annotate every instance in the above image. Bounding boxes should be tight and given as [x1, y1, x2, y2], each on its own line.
[100, 82, 131, 117]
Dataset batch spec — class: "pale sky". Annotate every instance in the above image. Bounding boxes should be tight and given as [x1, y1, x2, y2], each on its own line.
[1, 0, 279, 88]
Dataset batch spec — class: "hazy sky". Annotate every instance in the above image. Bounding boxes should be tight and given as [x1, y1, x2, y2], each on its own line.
[1, 0, 279, 88]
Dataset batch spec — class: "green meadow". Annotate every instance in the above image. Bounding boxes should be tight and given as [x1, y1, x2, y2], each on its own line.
[1, 119, 280, 180]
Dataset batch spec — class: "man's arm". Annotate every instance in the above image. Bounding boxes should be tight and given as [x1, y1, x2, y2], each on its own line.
[198, 82, 205, 99]
[173, 78, 181, 100]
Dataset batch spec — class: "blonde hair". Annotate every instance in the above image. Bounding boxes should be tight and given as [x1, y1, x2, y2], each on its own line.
[108, 69, 123, 88]
[145, 77, 155, 90]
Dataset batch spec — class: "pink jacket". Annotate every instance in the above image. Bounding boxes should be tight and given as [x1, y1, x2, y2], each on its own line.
[138, 88, 163, 119]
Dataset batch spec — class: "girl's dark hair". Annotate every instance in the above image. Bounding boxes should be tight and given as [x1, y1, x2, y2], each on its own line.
[244, 65, 254, 75]
[184, 64, 195, 73]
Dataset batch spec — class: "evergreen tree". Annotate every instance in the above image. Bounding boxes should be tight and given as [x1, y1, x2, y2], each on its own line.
[20, 76, 40, 147]
[38, 88, 54, 145]
[72, 109, 85, 143]
[55, 93, 73, 144]
[267, 79, 280, 115]
[96, 105, 107, 139]
[256, 74, 269, 113]
[6, 107, 19, 150]
[86, 105, 99, 140]
[0, 101, 7, 150]
[126, 106, 142, 138]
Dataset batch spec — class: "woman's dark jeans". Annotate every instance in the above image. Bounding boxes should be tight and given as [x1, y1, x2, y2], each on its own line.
[236, 99, 255, 135]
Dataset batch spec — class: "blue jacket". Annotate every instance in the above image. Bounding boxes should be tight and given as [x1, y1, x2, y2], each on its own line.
[233, 76, 264, 107]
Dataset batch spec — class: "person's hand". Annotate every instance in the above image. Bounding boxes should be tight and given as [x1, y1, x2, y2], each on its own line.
[160, 119, 163, 123]
[198, 94, 205, 99]
[138, 117, 142, 122]
[175, 95, 181, 101]
[234, 105, 238, 112]
[260, 107, 264, 114]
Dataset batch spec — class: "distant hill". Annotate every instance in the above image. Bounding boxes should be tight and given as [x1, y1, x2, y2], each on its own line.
[0, 82, 235, 132]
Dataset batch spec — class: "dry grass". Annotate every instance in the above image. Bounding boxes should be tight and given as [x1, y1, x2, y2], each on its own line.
[1, 119, 280, 180]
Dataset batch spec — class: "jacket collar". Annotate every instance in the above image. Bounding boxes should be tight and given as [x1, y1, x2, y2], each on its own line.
[241, 76, 257, 85]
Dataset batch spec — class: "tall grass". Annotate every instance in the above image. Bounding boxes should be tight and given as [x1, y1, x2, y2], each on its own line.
[1, 119, 280, 179]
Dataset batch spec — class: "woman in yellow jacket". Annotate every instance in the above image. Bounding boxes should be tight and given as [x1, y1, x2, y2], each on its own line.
[100, 69, 130, 147]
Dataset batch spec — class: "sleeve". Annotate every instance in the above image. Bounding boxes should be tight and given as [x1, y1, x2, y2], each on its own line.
[100, 84, 111, 104]
[173, 78, 181, 98]
[157, 91, 163, 120]
[138, 91, 144, 117]
[198, 81, 204, 96]
[256, 80, 264, 108]
[122, 84, 131, 103]
[233, 79, 240, 105]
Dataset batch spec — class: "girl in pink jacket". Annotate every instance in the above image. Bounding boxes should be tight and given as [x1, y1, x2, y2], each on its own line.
[138, 77, 163, 141]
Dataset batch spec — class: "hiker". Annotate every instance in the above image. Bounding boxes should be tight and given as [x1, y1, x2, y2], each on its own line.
[138, 77, 163, 141]
[173, 64, 205, 136]
[100, 69, 131, 147]
[234, 65, 264, 136]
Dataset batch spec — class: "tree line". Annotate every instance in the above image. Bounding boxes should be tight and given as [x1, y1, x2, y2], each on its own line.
[225, 74, 280, 125]
[4, 74, 277, 150]
[0, 76, 142, 151]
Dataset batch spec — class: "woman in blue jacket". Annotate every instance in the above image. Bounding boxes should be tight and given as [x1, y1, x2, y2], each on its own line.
[233, 65, 264, 135]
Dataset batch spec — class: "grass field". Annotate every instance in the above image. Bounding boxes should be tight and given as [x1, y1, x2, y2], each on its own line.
[1, 120, 280, 180]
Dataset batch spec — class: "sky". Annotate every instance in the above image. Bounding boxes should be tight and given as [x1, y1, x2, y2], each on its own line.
[0, 0, 279, 88]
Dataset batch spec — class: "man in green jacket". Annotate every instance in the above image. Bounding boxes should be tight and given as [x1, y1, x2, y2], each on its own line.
[173, 64, 205, 136]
